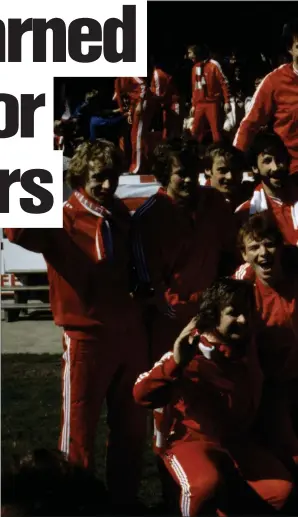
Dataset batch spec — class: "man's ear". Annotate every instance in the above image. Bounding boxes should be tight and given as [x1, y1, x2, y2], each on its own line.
[204, 168, 211, 178]
[241, 249, 248, 263]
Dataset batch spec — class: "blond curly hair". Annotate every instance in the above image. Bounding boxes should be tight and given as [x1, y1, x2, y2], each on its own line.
[66, 139, 125, 189]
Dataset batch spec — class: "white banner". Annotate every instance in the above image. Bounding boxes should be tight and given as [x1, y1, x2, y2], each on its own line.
[0, 0, 147, 227]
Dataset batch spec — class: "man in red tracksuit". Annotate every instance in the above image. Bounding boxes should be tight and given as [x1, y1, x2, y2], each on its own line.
[203, 141, 250, 213]
[237, 213, 298, 452]
[237, 213, 298, 381]
[235, 131, 298, 246]
[5, 140, 148, 512]
[233, 19, 298, 176]
[150, 59, 182, 139]
[133, 278, 297, 516]
[187, 44, 231, 143]
[113, 76, 155, 174]
[132, 139, 237, 364]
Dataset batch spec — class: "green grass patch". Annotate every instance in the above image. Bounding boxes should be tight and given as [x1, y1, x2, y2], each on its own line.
[2, 354, 162, 507]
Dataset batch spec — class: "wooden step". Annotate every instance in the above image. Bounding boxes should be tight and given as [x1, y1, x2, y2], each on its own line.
[2, 303, 51, 310]
[1, 286, 49, 292]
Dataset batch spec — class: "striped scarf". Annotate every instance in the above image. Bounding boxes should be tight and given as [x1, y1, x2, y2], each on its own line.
[195, 60, 208, 97]
[74, 190, 114, 261]
[249, 185, 298, 230]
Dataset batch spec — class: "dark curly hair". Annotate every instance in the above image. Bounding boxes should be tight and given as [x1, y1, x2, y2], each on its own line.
[151, 138, 200, 187]
[195, 278, 255, 334]
[247, 131, 290, 169]
[282, 18, 298, 50]
[187, 44, 210, 61]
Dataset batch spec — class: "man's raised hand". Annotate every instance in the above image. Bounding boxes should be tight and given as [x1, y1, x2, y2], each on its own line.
[173, 318, 199, 366]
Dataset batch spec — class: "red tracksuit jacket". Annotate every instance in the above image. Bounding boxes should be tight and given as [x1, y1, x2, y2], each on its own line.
[233, 63, 298, 175]
[133, 336, 263, 453]
[151, 67, 180, 108]
[191, 59, 230, 106]
[235, 183, 298, 246]
[254, 275, 298, 382]
[5, 189, 140, 335]
[203, 179, 251, 215]
[233, 264, 298, 381]
[132, 187, 236, 321]
[114, 77, 150, 111]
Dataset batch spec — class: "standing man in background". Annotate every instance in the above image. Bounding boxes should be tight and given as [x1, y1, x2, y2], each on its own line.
[114, 77, 156, 174]
[150, 55, 182, 140]
[233, 19, 298, 176]
[188, 44, 231, 143]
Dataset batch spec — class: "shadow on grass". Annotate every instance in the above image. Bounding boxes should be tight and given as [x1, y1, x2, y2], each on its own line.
[2, 354, 162, 508]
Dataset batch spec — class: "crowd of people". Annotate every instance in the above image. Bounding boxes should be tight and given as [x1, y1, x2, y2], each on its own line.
[2, 17, 298, 517]
[54, 18, 297, 180]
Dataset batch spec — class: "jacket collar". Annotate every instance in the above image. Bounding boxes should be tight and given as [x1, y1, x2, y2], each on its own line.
[250, 184, 298, 229]
[73, 189, 112, 218]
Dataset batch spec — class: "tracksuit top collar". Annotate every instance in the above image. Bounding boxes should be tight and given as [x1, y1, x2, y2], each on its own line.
[74, 188, 112, 219]
[250, 183, 298, 229]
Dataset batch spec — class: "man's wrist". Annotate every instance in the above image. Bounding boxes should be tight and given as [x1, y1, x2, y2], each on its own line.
[164, 355, 184, 378]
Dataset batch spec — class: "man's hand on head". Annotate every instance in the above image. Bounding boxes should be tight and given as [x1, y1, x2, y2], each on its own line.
[173, 318, 199, 366]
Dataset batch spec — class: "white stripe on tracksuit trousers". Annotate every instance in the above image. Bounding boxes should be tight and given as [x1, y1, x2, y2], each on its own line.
[132, 78, 146, 174]
[61, 332, 71, 458]
[165, 453, 192, 516]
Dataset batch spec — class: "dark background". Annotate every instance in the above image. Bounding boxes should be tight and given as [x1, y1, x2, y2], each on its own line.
[54, 1, 297, 116]
[147, 1, 297, 61]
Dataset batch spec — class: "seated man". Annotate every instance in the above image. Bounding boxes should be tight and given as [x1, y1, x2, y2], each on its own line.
[235, 131, 298, 247]
[133, 278, 296, 516]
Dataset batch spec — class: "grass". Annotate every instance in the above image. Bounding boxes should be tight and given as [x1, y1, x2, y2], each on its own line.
[3, 355, 298, 516]
[1, 354, 162, 508]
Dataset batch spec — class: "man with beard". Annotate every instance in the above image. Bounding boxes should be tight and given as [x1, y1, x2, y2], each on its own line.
[235, 131, 298, 247]
[233, 19, 298, 176]
[5, 140, 149, 514]
[237, 213, 298, 466]
[133, 278, 296, 516]
[132, 138, 237, 364]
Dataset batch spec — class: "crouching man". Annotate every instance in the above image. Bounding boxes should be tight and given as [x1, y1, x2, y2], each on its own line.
[133, 278, 296, 516]
[5, 139, 148, 512]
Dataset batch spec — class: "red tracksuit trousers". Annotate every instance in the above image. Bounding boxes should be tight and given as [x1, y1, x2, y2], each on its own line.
[58, 325, 148, 503]
[162, 439, 293, 516]
[192, 101, 223, 143]
[163, 102, 182, 139]
[129, 102, 156, 174]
